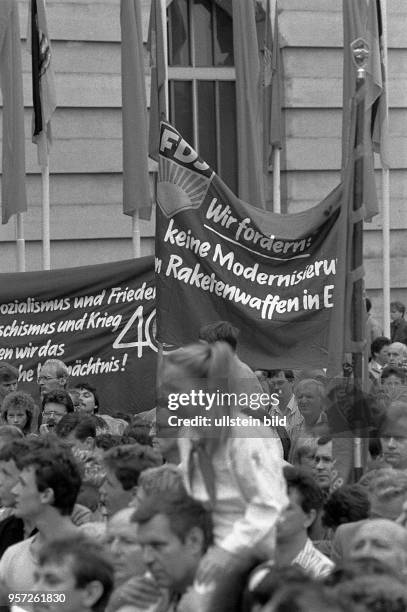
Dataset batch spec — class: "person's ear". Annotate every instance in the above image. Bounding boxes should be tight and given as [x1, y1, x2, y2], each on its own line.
[40, 487, 54, 507]
[304, 508, 317, 530]
[185, 526, 204, 555]
[81, 580, 104, 609]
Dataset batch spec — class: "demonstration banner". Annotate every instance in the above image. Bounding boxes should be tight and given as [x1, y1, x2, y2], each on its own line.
[155, 122, 347, 370]
[0, 257, 156, 414]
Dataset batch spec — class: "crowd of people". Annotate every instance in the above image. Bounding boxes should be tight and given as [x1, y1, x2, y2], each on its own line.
[0, 306, 406, 611]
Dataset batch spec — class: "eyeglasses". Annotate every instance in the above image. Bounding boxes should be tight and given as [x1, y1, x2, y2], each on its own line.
[43, 410, 66, 417]
[37, 375, 57, 384]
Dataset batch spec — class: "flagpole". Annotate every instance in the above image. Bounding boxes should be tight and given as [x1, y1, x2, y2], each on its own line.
[42, 156, 51, 270]
[351, 41, 368, 482]
[132, 210, 141, 258]
[270, 0, 281, 213]
[381, 0, 391, 336]
[15, 214, 26, 272]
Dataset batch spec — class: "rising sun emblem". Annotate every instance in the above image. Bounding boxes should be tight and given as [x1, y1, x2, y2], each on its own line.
[157, 157, 213, 218]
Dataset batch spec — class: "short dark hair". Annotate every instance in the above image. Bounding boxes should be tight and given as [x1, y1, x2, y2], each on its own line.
[0, 425, 24, 443]
[391, 301, 405, 316]
[132, 493, 213, 553]
[38, 536, 114, 612]
[0, 362, 18, 383]
[103, 443, 162, 491]
[17, 443, 81, 515]
[381, 366, 406, 383]
[56, 413, 96, 442]
[283, 465, 323, 514]
[41, 390, 74, 413]
[0, 437, 43, 463]
[371, 336, 391, 359]
[95, 433, 121, 451]
[73, 382, 100, 412]
[1, 391, 36, 434]
[198, 321, 239, 351]
[322, 485, 370, 529]
[365, 297, 372, 313]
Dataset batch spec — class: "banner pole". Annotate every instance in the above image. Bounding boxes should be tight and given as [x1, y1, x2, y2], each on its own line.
[270, 0, 281, 213]
[15, 213, 26, 272]
[41, 157, 51, 270]
[381, 0, 391, 336]
[132, 210, 141, 258]
[351, 42, 368, 482]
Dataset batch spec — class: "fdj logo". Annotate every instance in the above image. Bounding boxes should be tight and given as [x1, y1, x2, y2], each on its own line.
[112, 307, 172, 357]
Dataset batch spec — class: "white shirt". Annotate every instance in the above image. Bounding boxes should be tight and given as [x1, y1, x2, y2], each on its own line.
[178, 421, 288, 558]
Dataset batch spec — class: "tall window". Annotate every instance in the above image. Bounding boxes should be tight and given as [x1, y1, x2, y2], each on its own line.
[167, 0, 237, 193]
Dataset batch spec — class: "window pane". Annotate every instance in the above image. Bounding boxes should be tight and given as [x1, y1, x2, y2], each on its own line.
[197, 81, 217, 171]
[218, 81, 237, 194]
[193, 0, 214, 66]
[168, 0, 190, 66]
[170, 81, 193, 146]
[214, 4, 234, 66]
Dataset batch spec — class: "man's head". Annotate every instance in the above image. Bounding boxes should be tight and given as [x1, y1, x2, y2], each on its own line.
[390, 301, 406, 321]
[198, 321, 239, 351]
[132, 494, 212, 592]
[102, 444, 161, 516]
[314, 436, 335, 491]
[105, 507, 145, 582]
[350, 519, 407, 573]
[0, 439, 31, 507]
[56, 413, 96, 451]
[74, 383, 100, 415]
[0, 362, 18, 403]
[41, 390, 75, 429]
[277, 466, 323, 543]
[295, 379, 326, 426]
[1, 391, 35, 434]
[38, 359, 69, 397]
[12, 443, 81, 520]
[34, 536, 114, 612]
[322, 485, 370, 530]
[380, 401, 407, 470]
[387, 342, 407, 367]
[358, 467, 407, 520]
[371, 336, 391, 366]
[268, 369, 295, 406]
[381, 366, 406, 394]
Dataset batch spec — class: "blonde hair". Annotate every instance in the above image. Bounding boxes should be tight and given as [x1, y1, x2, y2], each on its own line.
[160, 341, 238, 443]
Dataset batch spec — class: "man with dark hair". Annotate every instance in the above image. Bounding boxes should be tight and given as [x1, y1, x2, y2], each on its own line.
[390, 301, 407, 345]
[34, 535, 114, 612]
[267, 369, 303, 438]
[276, 466, 333, 577]
[314, 436, 335, 494]
[198, 321, 264, 396]
[73, 381, 127, 435]
[120, 493, 212, 611]
[0, 362, 18, 404]
[322, 485, 370, 531]
[56, 413, 97, 451]
[0, 441, 81, 591]
[102, 443, 161, 516]
[37, 359, 69, 398]
[369, 336, 391, 382]
[41, 389, 74, 433]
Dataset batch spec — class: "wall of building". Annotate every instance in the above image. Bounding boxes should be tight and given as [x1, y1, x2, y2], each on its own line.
[0, 0, 405, 327]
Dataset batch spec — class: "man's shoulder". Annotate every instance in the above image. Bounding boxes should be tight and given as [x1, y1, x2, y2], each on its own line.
[294, 538, 334, 577]
[2, 534, 34, 558]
